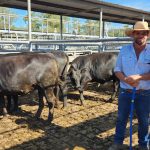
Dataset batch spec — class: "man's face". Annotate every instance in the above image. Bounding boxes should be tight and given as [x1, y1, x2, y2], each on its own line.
[133, 30, 149, 46]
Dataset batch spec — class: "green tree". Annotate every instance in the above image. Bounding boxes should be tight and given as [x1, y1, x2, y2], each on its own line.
[23, 12, 70, 33]
[83, 19, 99, 36]
[0, 7, 17, 30]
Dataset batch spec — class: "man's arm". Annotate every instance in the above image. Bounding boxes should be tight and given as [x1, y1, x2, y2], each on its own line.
[136, 73, 150, 80]
[115, 72, 150, 87]
[115, 72, 126, 82]
[115, 71, 139, 87]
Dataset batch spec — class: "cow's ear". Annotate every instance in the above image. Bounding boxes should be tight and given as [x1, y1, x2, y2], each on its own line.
[71, 64, 77, 71]
[81, 68, 88, 74]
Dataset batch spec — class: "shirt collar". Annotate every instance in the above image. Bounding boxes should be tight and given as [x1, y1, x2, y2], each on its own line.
[145, 44, 150, 51]
[131, 43, 149, 52]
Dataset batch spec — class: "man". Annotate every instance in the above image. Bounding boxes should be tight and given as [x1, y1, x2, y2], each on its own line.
[108, 21, 150, 150]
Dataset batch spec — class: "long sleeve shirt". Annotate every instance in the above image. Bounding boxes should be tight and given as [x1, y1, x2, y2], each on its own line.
[114, 44, 150, 90]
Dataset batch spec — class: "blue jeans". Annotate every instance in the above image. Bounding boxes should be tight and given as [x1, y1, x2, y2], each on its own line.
[114, 88, 150, 147]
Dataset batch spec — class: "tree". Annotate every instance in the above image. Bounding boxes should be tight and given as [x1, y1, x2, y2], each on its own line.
[0, 7, 17, 30]
[23, 12, 70, 33]
[83, 19, 99, 36]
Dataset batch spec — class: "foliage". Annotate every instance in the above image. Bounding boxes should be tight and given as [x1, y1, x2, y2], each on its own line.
[0, 7, 17, 30]
[0, 7, 130, 37]
[23, 12, 70, 33]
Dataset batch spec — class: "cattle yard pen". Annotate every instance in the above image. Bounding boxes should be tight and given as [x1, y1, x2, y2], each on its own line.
[0, 37, 135, 62]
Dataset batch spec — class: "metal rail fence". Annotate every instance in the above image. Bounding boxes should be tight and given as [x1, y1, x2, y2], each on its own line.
[0, 37, 134, 61]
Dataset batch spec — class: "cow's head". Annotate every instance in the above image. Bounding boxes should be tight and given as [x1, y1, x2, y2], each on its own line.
[68, 64, 91, 91]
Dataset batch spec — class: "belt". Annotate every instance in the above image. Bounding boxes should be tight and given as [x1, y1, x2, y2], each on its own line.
[124, 89, 144, 94]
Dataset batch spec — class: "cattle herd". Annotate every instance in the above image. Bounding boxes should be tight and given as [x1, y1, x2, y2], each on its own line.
[0, 50, 119, 123]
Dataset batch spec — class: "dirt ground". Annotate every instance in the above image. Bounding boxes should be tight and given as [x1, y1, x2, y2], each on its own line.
[0, 83, 140, 150]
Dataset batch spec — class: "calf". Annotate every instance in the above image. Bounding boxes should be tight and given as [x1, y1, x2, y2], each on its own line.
[68, 52, 119, 105]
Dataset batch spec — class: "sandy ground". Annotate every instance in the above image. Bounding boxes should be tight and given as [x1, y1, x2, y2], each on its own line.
[0, 83, 140, 150]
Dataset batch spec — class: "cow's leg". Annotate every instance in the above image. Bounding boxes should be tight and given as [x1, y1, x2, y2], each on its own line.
[0, 94, 8, 116]
[54, 86, 60, 108]
[109, 80, 119, 102]
[44, 88, 55, 122]
[7, 94, 19, 114]
[35, 87, 45, 119]
[59, 82, 68, 108]
[13, 94, 19, 112]
[62, 84, 68, 108]
[79, 80, 90, 106]
[79, 90, 84, 106]
[6, 94, 12, 113]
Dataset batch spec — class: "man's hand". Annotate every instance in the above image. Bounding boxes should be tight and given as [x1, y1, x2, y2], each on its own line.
[124, 74, 141, 87]
[115, 72, 147, 87]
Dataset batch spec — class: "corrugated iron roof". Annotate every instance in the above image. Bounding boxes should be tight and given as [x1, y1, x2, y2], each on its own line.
[1, 0, 150, 25]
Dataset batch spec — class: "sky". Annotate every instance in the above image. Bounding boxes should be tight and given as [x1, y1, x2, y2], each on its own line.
[103, 0, 150, 11]
[102, 0, 150, 28]
[11, 9, 27, 28]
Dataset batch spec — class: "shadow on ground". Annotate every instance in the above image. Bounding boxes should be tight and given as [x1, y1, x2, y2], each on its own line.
[0, 83, 139, 150]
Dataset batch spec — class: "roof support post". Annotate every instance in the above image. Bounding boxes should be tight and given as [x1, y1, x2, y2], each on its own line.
[60, 15, 63, 40]
[59, 15, 63, 50]
[103, 21, 105, 38]
[8, 14, 10, 33]
[142, 15, 145, 21]
[99, 8, 103, 38]
[3, 15, 6, 30]
[41, 18, 43, 33]
[46, 19, 48, 34]
[27, 0, 32, 51]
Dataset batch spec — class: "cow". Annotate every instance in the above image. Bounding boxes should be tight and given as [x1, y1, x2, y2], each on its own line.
[68, 52, 119, 105]
[36, 50, 69, 110]
[0, 52, 61, 122]
[46, 50, 69, 107]
[4, 50, 69, 113]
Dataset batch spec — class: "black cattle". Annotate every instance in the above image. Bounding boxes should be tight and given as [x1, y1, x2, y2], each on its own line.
[0, 52, 60, 122]
[36, 50, 69, 109]
[46, 50, 69, 107]
[5, 50, 69, 113]
[68, 52, 119, 105]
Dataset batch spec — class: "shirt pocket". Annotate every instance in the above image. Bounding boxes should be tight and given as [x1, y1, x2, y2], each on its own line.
[139, 58, 150, 73]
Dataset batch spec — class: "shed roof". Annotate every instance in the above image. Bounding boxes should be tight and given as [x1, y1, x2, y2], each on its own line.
[1, 0, 150, 25]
